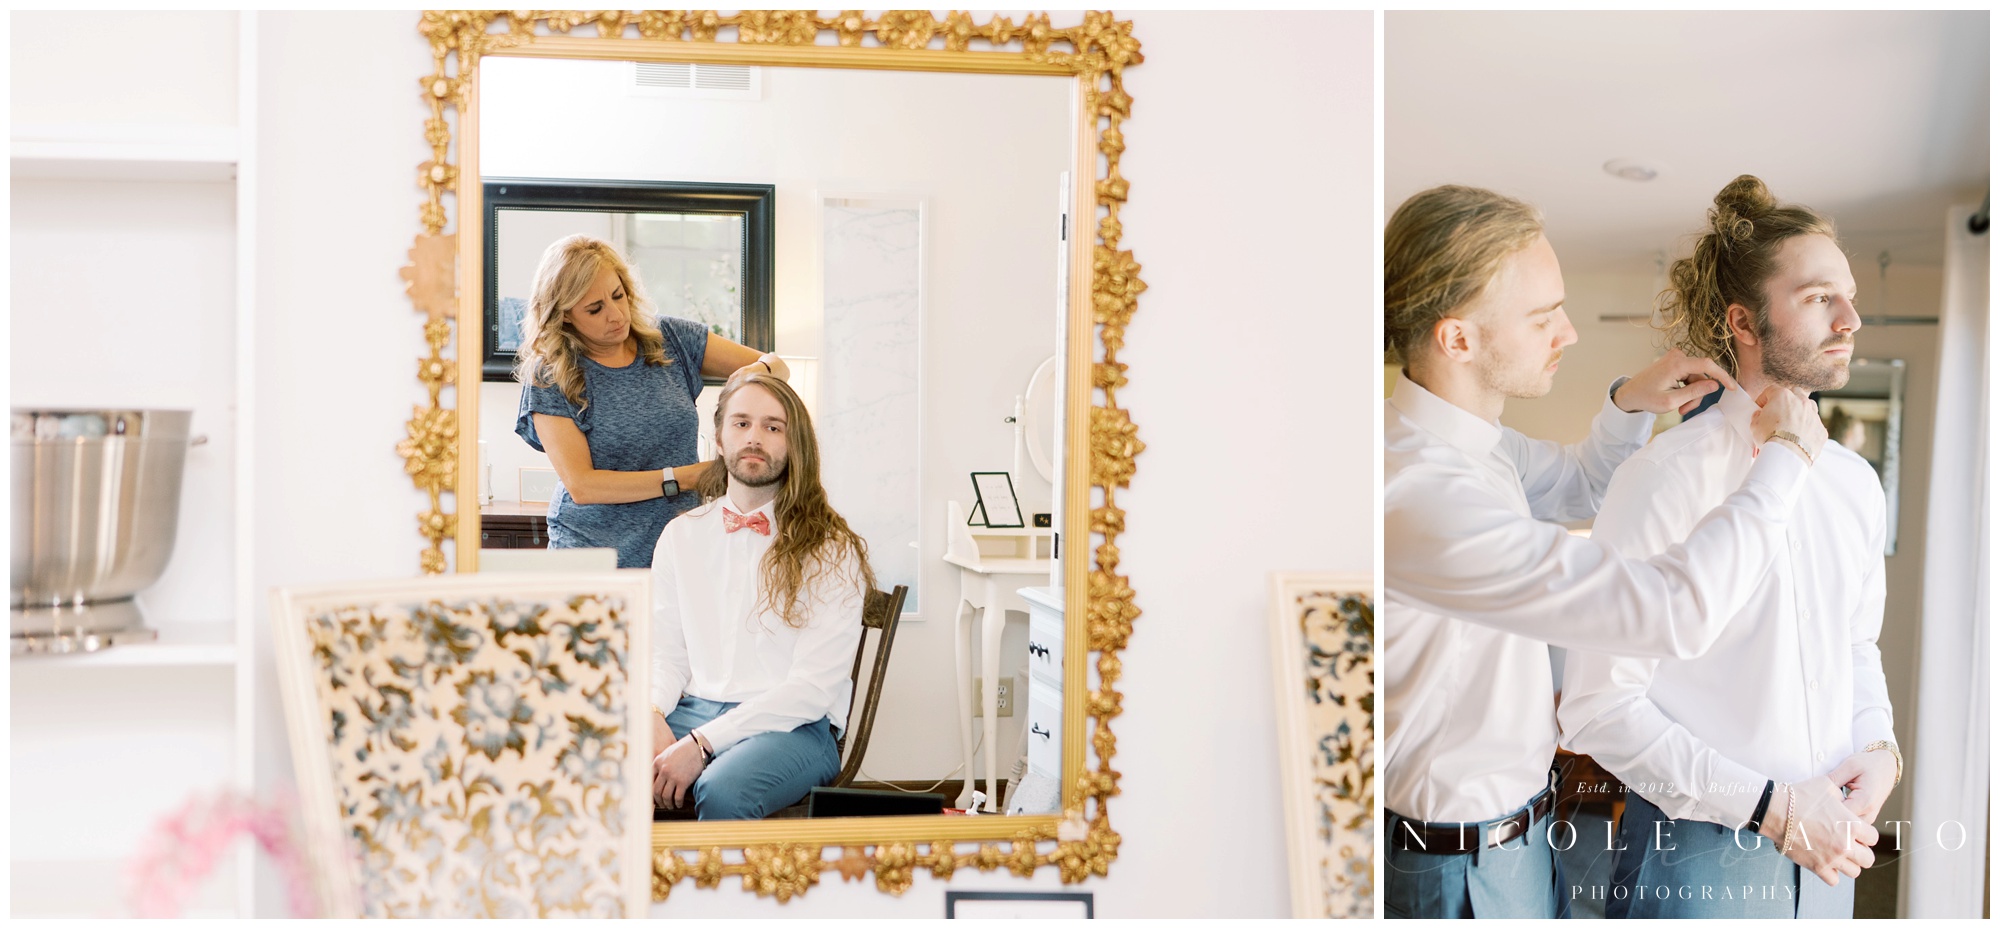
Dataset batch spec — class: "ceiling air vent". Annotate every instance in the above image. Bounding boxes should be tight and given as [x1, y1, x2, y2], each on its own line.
[628, 61, 760, 100]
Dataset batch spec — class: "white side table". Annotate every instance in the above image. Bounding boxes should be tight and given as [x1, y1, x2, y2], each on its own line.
[943, 501, 1053, 811]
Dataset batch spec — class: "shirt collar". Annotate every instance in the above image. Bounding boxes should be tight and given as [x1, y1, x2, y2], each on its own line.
[1388, 370, 1503, 457]
[1713, 386, 1759, 444]
[720, 496, 779, 522]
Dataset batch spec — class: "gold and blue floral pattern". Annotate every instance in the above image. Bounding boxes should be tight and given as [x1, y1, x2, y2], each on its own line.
[1294, 590, 1374, 918]
[299, 594, 636, 917]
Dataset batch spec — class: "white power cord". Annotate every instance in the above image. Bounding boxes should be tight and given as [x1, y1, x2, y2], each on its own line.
[857, 730, 983, 795]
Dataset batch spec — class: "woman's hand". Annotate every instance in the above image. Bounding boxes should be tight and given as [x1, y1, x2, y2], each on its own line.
[700, 332, 788, 386]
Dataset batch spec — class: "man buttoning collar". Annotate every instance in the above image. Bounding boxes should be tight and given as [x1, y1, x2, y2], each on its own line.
[1382, 184, 1830, 918]
[1560, 175, 1890, 918]
[648, 373, 876, 820]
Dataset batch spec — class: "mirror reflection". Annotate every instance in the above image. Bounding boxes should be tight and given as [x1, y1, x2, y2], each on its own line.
[1818, 357, 1906, 555]
[474, 55, 1075, 820]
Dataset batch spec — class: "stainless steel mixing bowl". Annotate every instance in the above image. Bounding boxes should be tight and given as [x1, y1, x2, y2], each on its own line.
[11, 409, 196, 650]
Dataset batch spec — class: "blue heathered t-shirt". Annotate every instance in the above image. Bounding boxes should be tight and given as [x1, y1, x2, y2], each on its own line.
[515, 315, 709, 568]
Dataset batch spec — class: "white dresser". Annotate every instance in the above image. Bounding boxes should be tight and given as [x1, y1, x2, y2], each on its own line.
[1018, 586, 1065, 788]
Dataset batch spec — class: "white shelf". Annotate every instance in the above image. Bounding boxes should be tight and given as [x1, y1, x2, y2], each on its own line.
[13, 623, 237, 668]
[11, 122, 239, 181]
[12, 855, 238, 919]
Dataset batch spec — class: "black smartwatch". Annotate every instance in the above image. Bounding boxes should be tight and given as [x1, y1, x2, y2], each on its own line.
[661, 475, 680, 499]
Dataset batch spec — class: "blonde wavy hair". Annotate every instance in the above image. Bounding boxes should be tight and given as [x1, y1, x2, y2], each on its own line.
[1384, 185, 1544, 367]
[513, 235, 670, 410]
[1658, 175, 1838, 376]
[696, 375, 876, 628]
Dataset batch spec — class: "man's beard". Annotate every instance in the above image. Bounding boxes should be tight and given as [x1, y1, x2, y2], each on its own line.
[1476, 346, 1562, 400]
[1758, 321, 1851, 392]
[725, 448, 787, 487]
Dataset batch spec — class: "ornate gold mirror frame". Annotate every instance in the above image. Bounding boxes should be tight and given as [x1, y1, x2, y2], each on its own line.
[397, 10, 1144, 902]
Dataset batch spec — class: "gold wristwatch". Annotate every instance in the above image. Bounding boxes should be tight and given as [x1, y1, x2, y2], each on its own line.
[1863, 740, 1903, 786]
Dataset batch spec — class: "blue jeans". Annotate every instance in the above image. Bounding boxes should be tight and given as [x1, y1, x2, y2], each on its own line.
[1386, 796, 1569, 919]
[1606, 793, 1854, 918]
[665, 695, 840, 820]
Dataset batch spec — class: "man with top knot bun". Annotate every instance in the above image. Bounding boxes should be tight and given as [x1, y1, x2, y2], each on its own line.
[1560, 176, 1892, 918]
[1382, 183, 1832, 918]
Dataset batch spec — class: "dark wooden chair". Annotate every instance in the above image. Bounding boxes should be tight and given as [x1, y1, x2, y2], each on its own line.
[653, 584, 909, 821]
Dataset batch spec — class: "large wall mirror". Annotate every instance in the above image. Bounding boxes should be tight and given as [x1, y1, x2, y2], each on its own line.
[398, 11, 1146, 901]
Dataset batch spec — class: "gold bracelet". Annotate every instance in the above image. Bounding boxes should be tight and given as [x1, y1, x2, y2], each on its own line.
[1778, 785, 1798, 855]
[1863, 740, 1903, 786]
[1767, 430, 1815, 465]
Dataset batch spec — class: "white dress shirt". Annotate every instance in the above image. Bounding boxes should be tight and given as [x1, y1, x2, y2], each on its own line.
[650, 496, 865, 753]
[1558, 387, 1893, 828]
[1384, 372, 1810, 823]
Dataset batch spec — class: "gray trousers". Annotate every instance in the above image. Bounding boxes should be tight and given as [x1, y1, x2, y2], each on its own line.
[1605, 793, 1855, 918]
[1385, 802, 1569, 919]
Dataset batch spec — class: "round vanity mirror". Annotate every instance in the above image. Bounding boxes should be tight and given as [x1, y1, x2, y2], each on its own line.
[1022, 354, 1059, 484]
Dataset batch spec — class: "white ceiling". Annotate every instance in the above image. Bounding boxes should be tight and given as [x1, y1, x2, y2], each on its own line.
[1387, 11, 1989, 272]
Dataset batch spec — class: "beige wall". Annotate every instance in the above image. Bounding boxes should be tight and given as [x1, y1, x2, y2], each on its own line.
[1505, 256, 1946, 829]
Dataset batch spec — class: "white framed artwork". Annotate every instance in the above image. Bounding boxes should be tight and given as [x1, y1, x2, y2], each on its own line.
[1269, 572, 1373, 919]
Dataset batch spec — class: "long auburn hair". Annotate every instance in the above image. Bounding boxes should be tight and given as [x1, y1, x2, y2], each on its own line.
[1657, 175, 1839, 377]
[513, 235, 671, 410]
[696, 375, 876, 628]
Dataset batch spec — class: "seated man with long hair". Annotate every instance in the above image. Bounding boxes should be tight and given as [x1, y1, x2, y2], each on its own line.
[647, 374, 875, 819]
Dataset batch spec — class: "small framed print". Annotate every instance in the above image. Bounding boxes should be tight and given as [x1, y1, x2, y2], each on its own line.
[969, 471, 1024, 528]
[519, 467, 558, 505]
[944, 890, 1093, 919]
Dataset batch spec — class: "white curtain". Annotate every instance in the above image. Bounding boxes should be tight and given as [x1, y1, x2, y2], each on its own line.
[1903, 202, 1990, 918]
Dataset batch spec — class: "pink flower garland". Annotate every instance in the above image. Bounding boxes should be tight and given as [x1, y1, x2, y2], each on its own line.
[126, 789, 318, 918]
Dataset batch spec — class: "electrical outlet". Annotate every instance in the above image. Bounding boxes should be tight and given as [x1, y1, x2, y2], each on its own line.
[971, 676, 1015, 717]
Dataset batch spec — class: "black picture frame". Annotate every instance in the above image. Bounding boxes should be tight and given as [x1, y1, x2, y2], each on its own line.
[944, 891, 1094, 919]
[481, 177, 775, 384]
[969, 471, 1025, 528]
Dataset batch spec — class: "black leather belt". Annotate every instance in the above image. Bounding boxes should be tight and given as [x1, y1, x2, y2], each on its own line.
[1391, 786, 1555, 854]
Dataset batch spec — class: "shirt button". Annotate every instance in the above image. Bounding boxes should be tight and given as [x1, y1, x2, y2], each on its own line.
[1802, 610, 1811, 621]
[1791, 538, 1802, 551]
[1809, 679, 1819, 692]
[1817, 751, 1828, 763]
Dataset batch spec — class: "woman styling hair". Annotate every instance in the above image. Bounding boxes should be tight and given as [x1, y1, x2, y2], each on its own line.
[514, 234, 788, 568]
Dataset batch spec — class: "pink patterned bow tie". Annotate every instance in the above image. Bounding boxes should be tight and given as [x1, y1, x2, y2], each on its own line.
[723, 510, 771, 536]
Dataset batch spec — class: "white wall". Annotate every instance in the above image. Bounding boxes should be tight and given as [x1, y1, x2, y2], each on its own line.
[225, 10, 1370, 916]
[1500, 258, 1946, 833]
[474, 57, 1074, 778]
[249, 10, 437, 914]
[9, 12, 245, 918]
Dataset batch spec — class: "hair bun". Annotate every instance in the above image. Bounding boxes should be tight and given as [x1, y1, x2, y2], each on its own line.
[1710, 175, 1775, 244]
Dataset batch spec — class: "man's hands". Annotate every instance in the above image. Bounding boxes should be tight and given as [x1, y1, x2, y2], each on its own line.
[1829, 749, 1900, 825]
[653, 735, 708, 810]
[652, 712, 676, 757]
[1750, 385, 1829, 464]
[1615, 348, 1738, 415]
[1758, 776, 1879, 887]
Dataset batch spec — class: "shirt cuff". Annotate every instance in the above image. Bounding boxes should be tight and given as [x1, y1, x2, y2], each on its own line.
[1852, 710, 1897, 754]
[1743, 444, 1811, 510]
[693, 719, 742, 754]
[1598, 377, 1657, 443]
[1700, 753, 1771, 828]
